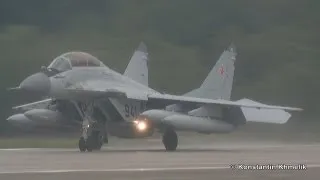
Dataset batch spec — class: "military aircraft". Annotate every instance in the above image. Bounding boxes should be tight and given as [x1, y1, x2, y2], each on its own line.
[7, 42, 302, 152]
[7, 42, 150, 148]
[7, 42, 148, 127]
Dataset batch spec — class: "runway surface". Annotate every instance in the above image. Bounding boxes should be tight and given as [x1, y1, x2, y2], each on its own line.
[0, 138, 318, 180]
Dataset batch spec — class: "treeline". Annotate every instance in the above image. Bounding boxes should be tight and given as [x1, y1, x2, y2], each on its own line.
[0, 0, 319, 132]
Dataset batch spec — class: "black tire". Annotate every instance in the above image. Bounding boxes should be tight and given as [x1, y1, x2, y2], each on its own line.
[97, 141, 103, 150]
[78, 137, 86, 152]
[162, 129, 178, 151]
[86, 131, 104, 151]
[86, 135, 94, 152]
[104, 132, 108, 144]
[96, 134, 103, 150]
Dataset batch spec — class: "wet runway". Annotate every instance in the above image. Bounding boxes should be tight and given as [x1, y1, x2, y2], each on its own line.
[0, 139, 318, 180]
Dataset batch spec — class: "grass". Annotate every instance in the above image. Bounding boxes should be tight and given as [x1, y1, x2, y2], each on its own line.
[0, 137, 78, 148]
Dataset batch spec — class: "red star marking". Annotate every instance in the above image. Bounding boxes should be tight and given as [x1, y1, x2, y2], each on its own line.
[218, 65, 224, 75]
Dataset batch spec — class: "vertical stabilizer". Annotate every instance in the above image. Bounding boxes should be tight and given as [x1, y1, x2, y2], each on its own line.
[124, 42, 149, 86]
[184, 43, 237, 100]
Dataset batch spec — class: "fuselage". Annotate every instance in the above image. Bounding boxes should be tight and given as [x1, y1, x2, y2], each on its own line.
[43, 67, 157, 100]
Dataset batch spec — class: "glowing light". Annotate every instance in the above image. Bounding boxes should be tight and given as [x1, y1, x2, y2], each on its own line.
[133, 120, 139, 125]
[133, 120, 148, 132]
[137, 122, 147, 131]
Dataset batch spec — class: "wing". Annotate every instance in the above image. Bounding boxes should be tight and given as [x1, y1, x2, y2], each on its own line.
[147, 94, 303, 112]
[12, 98, 53, 112]
[59, 81, 302, 112]
[62, 80, 149, 101]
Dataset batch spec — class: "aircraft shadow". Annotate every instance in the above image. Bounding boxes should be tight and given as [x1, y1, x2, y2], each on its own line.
[89, 148, 239, 153]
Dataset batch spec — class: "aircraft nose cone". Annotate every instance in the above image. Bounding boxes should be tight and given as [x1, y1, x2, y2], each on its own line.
[20, 72, 51, 94]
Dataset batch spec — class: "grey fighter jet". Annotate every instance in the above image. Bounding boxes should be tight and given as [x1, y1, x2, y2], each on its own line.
[7, 42, 150, 146]
[8, 43, 302, 152]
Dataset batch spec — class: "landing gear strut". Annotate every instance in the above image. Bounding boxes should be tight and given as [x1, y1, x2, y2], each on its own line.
[73, 101, 107, 152]
[162, 129, 178, 151]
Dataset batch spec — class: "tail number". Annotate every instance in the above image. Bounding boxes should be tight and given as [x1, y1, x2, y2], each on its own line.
[125, 104, 137, 117]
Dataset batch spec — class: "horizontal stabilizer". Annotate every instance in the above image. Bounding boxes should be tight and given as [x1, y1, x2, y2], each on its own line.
[236, 98, 292, 124]
[148, 94, 303, 112]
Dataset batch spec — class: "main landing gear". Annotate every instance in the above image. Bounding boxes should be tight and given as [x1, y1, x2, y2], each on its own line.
[162, 129, 178, 151]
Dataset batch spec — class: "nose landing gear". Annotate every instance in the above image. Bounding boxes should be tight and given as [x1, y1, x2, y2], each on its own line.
[78, 122, 106, 152]
[73, 101, 107, 152]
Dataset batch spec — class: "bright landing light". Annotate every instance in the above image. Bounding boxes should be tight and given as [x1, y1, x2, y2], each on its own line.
[133, 120, 148, 132]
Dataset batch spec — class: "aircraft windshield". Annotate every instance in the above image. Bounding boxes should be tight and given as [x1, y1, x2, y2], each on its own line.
[48, 52, 105, 72]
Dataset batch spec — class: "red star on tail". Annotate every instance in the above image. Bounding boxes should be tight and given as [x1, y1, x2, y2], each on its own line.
[218, 65, 224, 75]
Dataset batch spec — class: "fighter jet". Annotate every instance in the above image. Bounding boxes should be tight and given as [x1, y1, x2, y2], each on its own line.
[8, 43, 302, 152]
[7, 42, 150, 142]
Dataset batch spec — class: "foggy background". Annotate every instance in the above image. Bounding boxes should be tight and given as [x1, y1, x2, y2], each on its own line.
[0, 0, 319, 136]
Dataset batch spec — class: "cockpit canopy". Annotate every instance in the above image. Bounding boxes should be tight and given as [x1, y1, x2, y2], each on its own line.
[47, 52, 105, 72]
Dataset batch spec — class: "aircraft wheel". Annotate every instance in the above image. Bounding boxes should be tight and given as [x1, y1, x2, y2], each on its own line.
[86, 135, 94, 152]
[78, 137, 86, 152]
[96, 134, 104, 150]
[162, 129, 178, 151]
[86, 131, 103, 151]
[104, 132, 109, 144]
